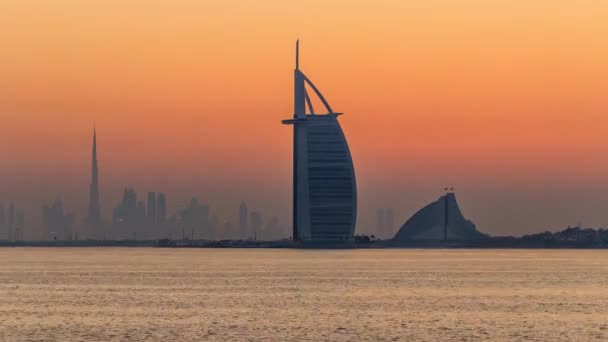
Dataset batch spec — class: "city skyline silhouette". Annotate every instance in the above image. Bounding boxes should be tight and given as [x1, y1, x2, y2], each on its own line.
[2, 2, 608, 239]
[2, 3, 608, 342]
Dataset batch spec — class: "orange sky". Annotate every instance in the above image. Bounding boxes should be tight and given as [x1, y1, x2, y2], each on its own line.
[1, 0, 608, 238]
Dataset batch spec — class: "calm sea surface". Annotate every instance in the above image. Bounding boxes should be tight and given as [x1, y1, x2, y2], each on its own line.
[0, 248, 607, 341]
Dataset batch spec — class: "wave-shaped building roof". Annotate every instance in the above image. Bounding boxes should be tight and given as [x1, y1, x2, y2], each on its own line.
[394, 193, 486, 241]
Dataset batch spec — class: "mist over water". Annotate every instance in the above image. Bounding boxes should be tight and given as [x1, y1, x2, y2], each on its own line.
[1, 248, 607, 341]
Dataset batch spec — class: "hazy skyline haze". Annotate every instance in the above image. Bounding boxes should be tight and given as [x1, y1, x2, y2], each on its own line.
[2, 0, 608, 238]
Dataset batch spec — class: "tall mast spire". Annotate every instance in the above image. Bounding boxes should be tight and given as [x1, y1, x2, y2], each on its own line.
[294, 39, 306, 118]
[93, 124, 96, 162]
[296, 39, 299, 70]
[92, 124, 97, 182]
[88, 125, 101, 226]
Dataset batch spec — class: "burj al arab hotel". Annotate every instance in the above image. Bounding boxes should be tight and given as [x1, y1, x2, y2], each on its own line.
[282, 41, 357, 242]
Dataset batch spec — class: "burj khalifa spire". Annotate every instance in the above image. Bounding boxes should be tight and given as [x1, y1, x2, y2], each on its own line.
[87, 126, 101, 226]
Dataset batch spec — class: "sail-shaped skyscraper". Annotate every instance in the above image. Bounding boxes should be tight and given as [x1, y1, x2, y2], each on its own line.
[283, 41, 357, 242]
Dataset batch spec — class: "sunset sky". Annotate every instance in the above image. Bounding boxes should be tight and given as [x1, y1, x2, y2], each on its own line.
[1, 0, 608, 238]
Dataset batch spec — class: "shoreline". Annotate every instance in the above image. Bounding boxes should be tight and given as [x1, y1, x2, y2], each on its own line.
[1, 238, 607, 249]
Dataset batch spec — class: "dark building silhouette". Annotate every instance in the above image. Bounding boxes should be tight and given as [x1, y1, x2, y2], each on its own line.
[87, 127, 101, 225]
[393, 192, 486, 241]
[113, 188, 137, 224]
[147, 192, 157, 223]
[42, 197, 74, 240]
[153, 192, 169, 238]
[282, 40, 357, 242]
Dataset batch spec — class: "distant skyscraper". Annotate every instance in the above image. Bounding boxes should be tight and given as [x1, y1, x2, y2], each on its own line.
[123, 189, 137, 213]
[112, 188, 145, 239]
[114, 188, 138, 224]
[282, 40, 357, 242]
[157, 193, 167, 222]
[147, 192, 157, 223]
[87, 127, 101, 225]
[239, 202, 248, 238]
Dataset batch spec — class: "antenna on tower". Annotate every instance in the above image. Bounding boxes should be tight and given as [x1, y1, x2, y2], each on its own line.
[296, 39, 299, 70]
